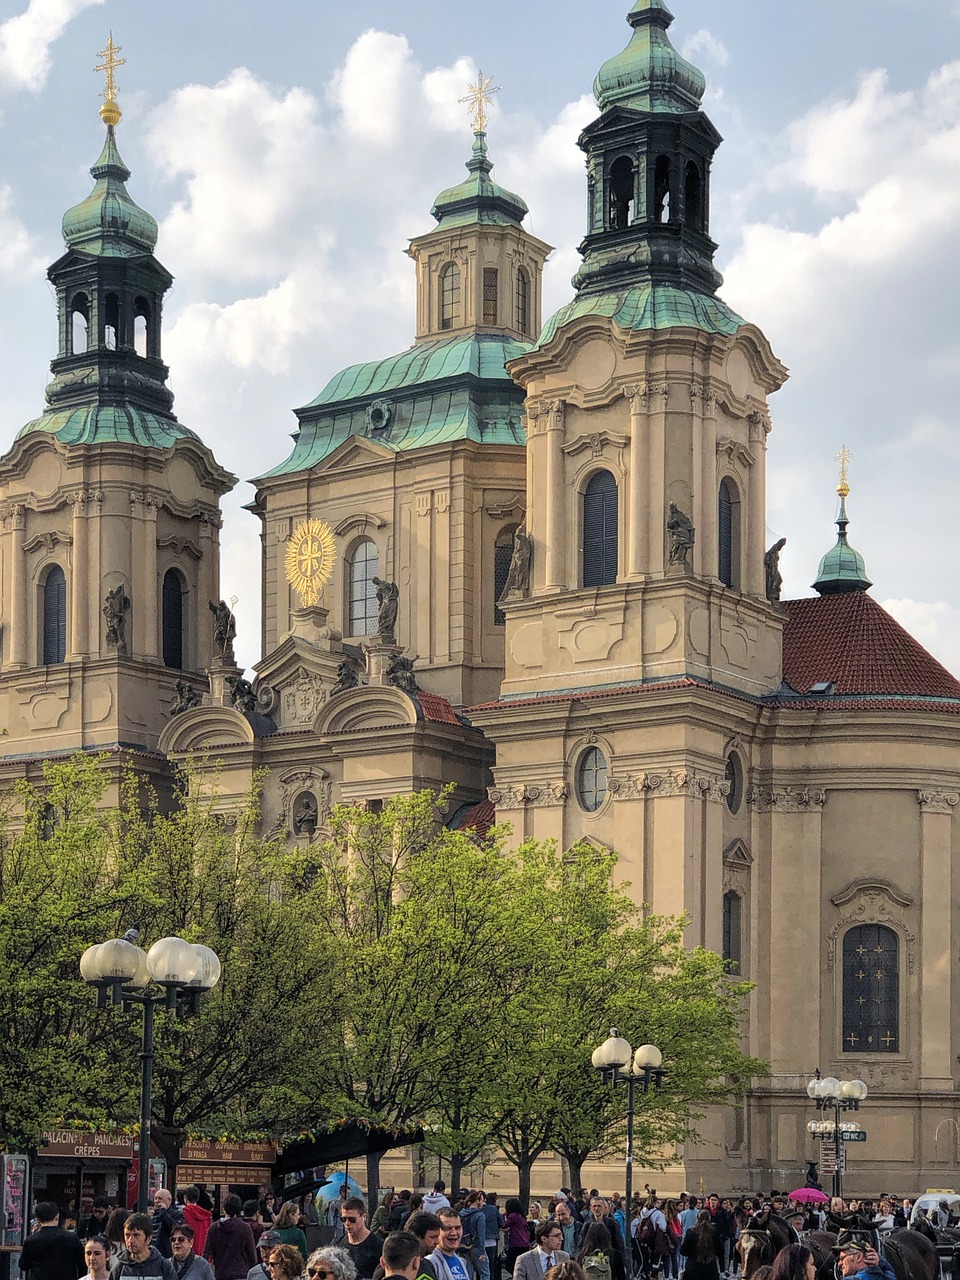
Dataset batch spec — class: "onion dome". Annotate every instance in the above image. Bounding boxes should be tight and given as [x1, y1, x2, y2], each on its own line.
[431, 132, 528, 230]
[61, 126, 159, 257]
[813, 490, 873, 596]
[594, 0, 706, 114]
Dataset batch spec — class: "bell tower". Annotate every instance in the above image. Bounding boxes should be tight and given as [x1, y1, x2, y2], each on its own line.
[0, 41, 235, 775]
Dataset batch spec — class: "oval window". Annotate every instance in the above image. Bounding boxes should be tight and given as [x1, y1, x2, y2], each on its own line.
[577, 746, 609, 813]
[725, 752, 743, 814]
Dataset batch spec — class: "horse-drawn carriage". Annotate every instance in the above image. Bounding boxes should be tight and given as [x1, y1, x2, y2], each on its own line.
[735, 1211, 942, 1280]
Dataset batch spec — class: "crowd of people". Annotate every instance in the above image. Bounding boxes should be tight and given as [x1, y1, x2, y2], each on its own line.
[14, 1181, 949, 1280]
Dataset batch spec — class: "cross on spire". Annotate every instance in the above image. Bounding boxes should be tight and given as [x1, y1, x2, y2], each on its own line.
[836, 443, 852, 498]
[460, 70, 500, 134]
[95, 33, 126, 125]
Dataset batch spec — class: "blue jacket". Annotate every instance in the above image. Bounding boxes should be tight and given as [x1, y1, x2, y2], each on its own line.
[850, 1259, 897, 1280]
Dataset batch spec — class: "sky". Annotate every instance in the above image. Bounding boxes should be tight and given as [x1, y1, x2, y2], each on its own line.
[1, 0, 960, 675]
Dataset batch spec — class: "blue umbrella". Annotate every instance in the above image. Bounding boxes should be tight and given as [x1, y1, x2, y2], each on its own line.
[316, 1172, 364, 1208]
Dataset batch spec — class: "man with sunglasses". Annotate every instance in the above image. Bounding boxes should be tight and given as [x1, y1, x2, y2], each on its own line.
[170, 1224, 214, 1280]
[247, 1232, 281, 1280]
[342, 1199, 383, 1280]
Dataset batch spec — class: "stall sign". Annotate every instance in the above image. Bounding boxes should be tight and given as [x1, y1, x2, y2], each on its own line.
[41, 1130, 136, 1159]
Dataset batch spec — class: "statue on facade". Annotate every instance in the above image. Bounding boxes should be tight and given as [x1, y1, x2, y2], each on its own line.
[372, 577, 400, 637]
[386, 653, 419, 696]
[226, 674, 257, 715]
[293, 791, 319, 837]
[331, 658, 361, 696]
[764, 537, 787, 602]
[500, 525, 533, 599]
[667, 503, 695, 565]
[170, 680, 203, 717]
[209, 599, 237, 664]
[103, 583, 131, 653]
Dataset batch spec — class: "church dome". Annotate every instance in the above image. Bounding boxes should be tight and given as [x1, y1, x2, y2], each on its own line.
[431, 132, 528, 230]
[62, 128, 159, 257]
[594, 0, 706, 115]
[813, 494, 873, 596]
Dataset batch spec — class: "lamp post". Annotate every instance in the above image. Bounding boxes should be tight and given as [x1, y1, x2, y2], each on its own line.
[80, 933, 222, 1210]
[805, 1069, 867, 1201]
[592, 1029, 666, 1219]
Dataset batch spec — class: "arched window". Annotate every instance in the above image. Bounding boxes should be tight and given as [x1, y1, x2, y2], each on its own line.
[42, 565, 67, 666]
[685, 161, 703, 232]
[609, 155, 635, 229]
[162, 569, 185, 669]
[725, 752, 743, 814]
[582, 470, 618, 588]
[718, 478, 741, 589]
[723, 890, 742, 972]
[348, 539, 380, 635]
[134, 296, 151, 358]
[516, 268, 530, 336]
[654, 155, 672, 223]
[483, 268, 499, 325]
[576, 746, 609, 813]
[69, 293, 90, 355]
[493, 525, 517, 627]
[843, 924, 899, 1053]
[440, 264, 461, 331]
[104, 292, 120, 350]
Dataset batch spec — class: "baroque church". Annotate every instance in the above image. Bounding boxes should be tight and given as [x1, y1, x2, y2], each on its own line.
[6, 2, 960, 1193]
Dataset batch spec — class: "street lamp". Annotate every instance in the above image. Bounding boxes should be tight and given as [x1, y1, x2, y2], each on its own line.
[80, 933, 222, 1210]
[592, 1029, 666, 1218]
[805, 1069, 867, 1201]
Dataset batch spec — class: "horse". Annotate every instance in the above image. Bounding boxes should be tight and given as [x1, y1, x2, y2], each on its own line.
[801, 1228, 938, 1280]
[737, 1211, 799, 1279]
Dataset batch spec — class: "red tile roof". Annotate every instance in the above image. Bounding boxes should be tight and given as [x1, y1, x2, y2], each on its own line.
[782, 593, 960, 699]
[456, 798, 496, 838]
[416, 692, 461, 725]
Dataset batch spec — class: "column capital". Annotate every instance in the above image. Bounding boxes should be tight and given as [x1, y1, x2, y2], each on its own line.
[917, 789, 959, 814]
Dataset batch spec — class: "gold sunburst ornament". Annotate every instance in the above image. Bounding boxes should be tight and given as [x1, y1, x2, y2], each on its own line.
[285, 519, 336, 607]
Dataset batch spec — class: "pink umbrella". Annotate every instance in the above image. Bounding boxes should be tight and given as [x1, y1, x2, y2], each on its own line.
[788, 1188, 829, 1205]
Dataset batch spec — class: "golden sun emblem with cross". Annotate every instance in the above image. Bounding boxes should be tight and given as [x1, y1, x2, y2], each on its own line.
[285, 519, 336, 608]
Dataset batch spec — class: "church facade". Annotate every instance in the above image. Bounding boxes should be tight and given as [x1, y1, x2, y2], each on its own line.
[5, 1, 960, 1193]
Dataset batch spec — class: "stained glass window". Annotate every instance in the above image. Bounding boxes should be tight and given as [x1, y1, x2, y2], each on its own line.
[842, 924, 899, 1053]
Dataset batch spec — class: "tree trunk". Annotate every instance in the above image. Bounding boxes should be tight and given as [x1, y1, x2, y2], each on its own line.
[566, 1154, 585, 1197]
[449, 1154, 469, 1201]
[517, 1158, 533, 1212]
[366, 1149, 383, 1214]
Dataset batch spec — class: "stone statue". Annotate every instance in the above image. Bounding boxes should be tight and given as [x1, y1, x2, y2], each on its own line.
[371, 578, 400, 637]
[764, 537, 787, 602]
[103, 583, 131, 653]
[386, 652, 419, 696]
[209, 599, 237, 664]
[667, 502, 695, 566]
[226, 673, 257, 715]
[170, 680, 203, 717]
[332, 658, 361, 695]
[500, 526, 532, 599]
[293, 792, 319, 837]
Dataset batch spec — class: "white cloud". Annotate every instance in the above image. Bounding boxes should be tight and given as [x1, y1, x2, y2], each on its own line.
[881, 598, 960, 673]
[682, 30, 729, 68]
[0, 0, 104, 93]
[0, 186, 41, 276]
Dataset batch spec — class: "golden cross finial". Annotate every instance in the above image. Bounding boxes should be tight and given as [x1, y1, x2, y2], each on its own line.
[836, 444, 852, 498]
[95, 33, 126, 126]
[459, 70, 500, 134]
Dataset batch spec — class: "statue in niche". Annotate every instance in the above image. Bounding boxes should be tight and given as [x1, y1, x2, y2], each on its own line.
[386, 653, 419, 696]
[209, 599, 237, 664]
[332, 658, 362, 695]
[667, 503, 695, 565]
[764, 538, 787, 603]
[170, 680, 203, 717]
[292, 791, 319, 837]
[226, 674, 257, 715]
[500, 526, 533, 599]
[372, 578, 400, 638]
[103, 584, 131, 653]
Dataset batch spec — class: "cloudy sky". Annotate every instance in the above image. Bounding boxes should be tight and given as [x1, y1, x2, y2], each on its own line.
[1, 0, 959, 674]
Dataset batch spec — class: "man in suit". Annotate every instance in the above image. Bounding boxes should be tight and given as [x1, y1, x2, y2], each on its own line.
[513, 1221, 570, 1280]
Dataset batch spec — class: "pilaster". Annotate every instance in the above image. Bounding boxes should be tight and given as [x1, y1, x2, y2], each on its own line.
[68, 492, 89, 659]
[624, 385, 648, 578]
[543, 400, 566, 591]
[6, 504, 27, 669]
[917, 787, 958, 1089]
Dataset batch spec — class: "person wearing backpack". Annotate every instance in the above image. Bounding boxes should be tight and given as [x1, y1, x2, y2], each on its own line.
[577, 1223, 613, 1280]
[636, 1198, 668, 1280]
[459, 1194, 490, 1280]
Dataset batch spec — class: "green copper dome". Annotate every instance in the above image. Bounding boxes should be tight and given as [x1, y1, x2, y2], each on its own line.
[594, 0, 706, 114]
[431, 132, 528, 230]
[813, 496, 873, 596]
[62, 126, 159, 257]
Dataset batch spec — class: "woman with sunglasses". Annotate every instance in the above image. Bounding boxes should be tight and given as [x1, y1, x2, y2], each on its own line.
[171, 1224, 215, 1280]
[269, 1245, 309, 1280]
[305, 1246, 357, 1280]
